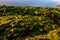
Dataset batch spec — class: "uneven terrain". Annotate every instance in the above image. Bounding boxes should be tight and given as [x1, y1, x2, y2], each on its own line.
[0, 6, 60, 40]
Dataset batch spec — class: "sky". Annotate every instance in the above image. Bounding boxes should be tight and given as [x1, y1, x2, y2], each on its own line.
[0, 0, 60, 7]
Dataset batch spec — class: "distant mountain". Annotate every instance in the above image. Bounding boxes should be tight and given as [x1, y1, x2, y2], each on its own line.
[55, 5, 60, 8]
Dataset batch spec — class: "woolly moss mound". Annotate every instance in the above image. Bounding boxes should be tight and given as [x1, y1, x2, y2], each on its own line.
[0, 6, 60, 40]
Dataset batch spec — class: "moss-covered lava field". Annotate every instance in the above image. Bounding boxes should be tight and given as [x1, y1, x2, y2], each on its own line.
[0, 6, 60, 40]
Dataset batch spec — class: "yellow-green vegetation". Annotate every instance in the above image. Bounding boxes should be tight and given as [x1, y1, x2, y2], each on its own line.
[0, 6, 60, 40]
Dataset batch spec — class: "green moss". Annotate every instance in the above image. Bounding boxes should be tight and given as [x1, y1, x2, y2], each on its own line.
[0, 6, 60, 40]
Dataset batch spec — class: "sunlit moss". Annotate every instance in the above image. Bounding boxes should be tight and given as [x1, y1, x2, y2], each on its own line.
[0, 6, 60, 40]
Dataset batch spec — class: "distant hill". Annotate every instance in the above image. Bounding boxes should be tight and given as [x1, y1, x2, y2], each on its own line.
[55, 5, 60, 8]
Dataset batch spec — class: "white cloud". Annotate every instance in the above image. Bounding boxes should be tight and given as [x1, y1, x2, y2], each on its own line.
[0, 0, 59, 7]
[53, 0, 60, 1]
[54, 0, 60, 5]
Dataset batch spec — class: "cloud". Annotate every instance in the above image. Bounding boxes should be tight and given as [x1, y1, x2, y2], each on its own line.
[53, 0, 60, 6]
[0, 0, 59, 7]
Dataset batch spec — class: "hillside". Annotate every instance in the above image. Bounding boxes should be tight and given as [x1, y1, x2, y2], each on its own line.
[0, 6, 60, 40]
[55, 5, 60, 8]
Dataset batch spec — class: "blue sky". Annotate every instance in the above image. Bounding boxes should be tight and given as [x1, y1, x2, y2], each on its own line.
[0, 0, 60, 7]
